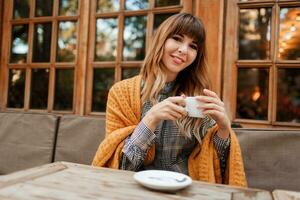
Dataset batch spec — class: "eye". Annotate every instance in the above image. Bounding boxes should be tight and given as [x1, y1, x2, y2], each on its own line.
[172, 35, 182, 42]
[189, 44, 198, 50]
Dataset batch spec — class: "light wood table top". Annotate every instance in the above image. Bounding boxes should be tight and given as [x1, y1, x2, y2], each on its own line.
[0, 162, 273, 200]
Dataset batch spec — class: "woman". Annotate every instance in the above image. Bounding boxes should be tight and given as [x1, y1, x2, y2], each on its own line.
[92, 13, 247, 187]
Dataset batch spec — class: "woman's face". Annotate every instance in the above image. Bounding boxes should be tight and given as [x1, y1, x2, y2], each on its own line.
[162, 34, 198, 82]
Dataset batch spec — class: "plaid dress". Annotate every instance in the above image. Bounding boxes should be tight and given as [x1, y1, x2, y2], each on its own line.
[121, 81, 230, 176]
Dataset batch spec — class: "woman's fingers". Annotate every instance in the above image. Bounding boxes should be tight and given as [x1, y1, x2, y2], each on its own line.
[167, 96, 186, 107]
[153, 97, 187, 121]
[200, 103, 224, 113]
[196, 89, 224, 107]
[168, 102, 187, 117]
[203, 89, 221, 100]
[196, 96, 223, 107]
[168, 109, 184, 120]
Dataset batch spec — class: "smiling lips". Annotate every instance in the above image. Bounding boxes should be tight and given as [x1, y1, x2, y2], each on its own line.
[171, 54, 186, 64]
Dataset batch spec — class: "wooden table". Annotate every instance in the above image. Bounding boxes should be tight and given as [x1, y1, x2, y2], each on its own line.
[0, 162, 273, 200]
[273, 189, 300, 200]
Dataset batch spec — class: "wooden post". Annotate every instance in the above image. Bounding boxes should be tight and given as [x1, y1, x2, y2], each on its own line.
[75, 0, 90, 115]
[194, 0, 225, 97]
[0, 0, 3, 111]
[0, 0, 12, 111]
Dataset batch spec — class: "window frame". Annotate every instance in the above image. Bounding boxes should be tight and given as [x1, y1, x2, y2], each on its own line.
[85, 0, 192, 116]
[0, 0, 192, 116]
[223, 0, 300, 128]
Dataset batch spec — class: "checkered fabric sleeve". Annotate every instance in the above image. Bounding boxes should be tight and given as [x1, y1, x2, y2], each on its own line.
[121, 121, 156, 171]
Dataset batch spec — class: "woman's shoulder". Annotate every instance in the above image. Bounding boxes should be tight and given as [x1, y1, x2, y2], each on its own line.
[110, 75, 142, 93]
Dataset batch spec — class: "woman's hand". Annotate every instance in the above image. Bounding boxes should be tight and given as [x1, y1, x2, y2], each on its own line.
[196, 89, 231, 139]
[142, 96, 187, 131]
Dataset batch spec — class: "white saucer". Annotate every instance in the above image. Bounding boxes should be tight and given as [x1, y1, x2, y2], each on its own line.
[133, 170, 192, 192]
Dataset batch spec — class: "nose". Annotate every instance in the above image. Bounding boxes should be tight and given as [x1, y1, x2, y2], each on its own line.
[178, 43, 188, 54]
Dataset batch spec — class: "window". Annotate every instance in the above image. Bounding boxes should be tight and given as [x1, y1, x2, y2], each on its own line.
[224, 0, 300, 127]
[1, 0, 79, 113]
[0, 0, 191, 115]
[86, 0, 184, 114]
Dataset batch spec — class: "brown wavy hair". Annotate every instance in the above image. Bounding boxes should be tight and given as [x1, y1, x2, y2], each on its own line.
[140, 13, 211, 139]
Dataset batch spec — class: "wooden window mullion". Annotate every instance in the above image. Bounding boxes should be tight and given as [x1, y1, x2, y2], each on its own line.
[0, 0, 13, 110]
[271, 64, 277, 124]
[24, 0, 33, 110]
[74, 0, 90, 115]
[24, 68, 31, 111]
[270, 4, 280, 124]
[85, 0, 97, 115]
[116, 12, 124, 82]
[48, 0, 59, 112]
[145, 12, 154, 51]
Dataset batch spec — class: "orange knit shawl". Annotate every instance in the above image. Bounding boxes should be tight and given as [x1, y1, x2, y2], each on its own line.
[92, 75, 247, 187]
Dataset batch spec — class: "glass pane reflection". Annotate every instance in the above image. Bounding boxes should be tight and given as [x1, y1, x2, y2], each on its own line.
[125, 0, 148, 10]
[13, 0, 29, 19]
[33, 23, 52, 62]
[277, 69, 300, 123]
[278, 7, 300, 60]
[154, 13, 175, 32]
[59, 0, 78, 16]
[30, 68, 49, 109]
[95, 18, 118, 61]
[35, 0, 53, 17]
[123, 16, 147, 61]
[56, 21, 77, 62]
[236, 68, 269, 120]
[7, 69, 26, 108]
[92, 68, 115, 112]
[10, 25, 29, 63]
[97, 0, 119, 13]
[54, 69, 74, 110]
[239, 8, 272, 60]
[155, 0, 180, 7]
[122, 68, 140, 80]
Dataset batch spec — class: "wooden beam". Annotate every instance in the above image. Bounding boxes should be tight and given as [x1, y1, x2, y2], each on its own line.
[194, 0, 225, 96]
[0, 0, 13, 110]
[75, 0, 90, 115]
[0, 0, 3, 111]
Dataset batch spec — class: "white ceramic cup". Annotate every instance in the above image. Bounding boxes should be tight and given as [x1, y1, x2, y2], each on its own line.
[184, 97, 204, 118]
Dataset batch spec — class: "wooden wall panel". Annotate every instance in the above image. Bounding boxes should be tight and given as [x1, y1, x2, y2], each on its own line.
[194, 0, 225, 96]
[0, 0, 12, 111]
[0, 0, 3, 110]
[0, 0, 2, 62]
[75, 0, 90, 115]
[222, 0, 239, 121]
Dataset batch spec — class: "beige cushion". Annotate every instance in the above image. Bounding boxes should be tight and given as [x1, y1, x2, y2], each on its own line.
[0, 112, 58, 174]
[54, 115, 105, 165]
[235, 128, 300, 191]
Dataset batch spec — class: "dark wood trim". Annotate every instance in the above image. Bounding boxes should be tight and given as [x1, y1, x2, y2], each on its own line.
[234, 118, 300, 128]
[237, 61, 273, 66]
[277, 1, 300, 7]
[238, 2, 275, 8]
